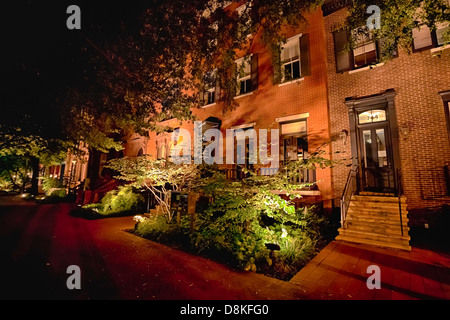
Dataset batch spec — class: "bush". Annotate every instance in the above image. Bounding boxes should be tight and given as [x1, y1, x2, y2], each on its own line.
[133, 191, 332, 280]
[41, 177, 64, 195]
[50, 189, 67, 198]
[83, 185, 145, 216]
[134, 214, 190, 246]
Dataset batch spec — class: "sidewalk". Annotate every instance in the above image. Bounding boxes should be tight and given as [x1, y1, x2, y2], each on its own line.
[290, 240, 450, 300]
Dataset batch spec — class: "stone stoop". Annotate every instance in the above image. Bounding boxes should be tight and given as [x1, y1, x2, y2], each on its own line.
[336, 194, 411, 251]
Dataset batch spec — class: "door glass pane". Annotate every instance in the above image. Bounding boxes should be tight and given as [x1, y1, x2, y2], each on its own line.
[376, 129, 387, 167]
[358, 109, 386, 124]
[362, 130, 373, 167]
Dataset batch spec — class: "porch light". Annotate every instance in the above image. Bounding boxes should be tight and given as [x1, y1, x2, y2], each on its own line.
[339, 129, 348, 145]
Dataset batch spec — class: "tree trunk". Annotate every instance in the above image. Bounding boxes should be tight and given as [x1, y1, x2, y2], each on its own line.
[30, 156, 39, 195]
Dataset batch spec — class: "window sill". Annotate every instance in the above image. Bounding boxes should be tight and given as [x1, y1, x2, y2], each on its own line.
[233, 92, 254, 99]
[348, 62, 385, 74]
[278, 78, 304, 87]
[431, 44, 450, 54]
[201, 102, 216, 109]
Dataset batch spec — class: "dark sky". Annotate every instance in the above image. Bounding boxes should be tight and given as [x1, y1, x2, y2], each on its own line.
[0, 0, 148, 139]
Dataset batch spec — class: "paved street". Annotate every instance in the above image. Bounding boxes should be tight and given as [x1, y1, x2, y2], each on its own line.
[0, 195, 304, 300]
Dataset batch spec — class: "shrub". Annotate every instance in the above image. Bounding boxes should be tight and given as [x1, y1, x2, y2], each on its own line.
[50, 189, 67, 198]
[41, 177, 64, 195]
[134, 214, 190, 246]
[83, 185, 145, 216]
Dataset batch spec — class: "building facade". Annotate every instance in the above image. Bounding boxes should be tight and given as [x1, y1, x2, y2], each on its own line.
[124, 4, 334, 209]
[81, 1, 449, 248]
[322, 1, 450, 226]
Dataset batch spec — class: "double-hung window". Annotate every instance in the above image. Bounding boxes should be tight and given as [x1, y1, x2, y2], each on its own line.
[279, 33, 310, 83]
[200, 69, 219, 106]
[333, 28, 388, 72]
[352, 29, 378, 68]
[234, 54, 258, 96]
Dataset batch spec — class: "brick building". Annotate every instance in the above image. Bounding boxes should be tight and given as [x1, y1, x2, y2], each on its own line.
[82, 1, 450, 250]
[322, 0, 450, 249]
[123, 4, 334, 209]
[322, 1, 450, 211]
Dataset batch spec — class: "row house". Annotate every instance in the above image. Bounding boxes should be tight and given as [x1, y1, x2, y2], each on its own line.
[126, 3, 334, 210]
[84, 1, 449, 250]
[323, 0, 450, 250]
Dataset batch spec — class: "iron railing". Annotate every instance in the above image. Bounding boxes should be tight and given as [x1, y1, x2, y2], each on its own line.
[395, 168, 404, 236]
[340, 165, 359, 229]
[224, 167, 316, 185]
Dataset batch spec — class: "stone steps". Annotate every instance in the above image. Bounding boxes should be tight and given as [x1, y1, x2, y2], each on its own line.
[338, 194, 411, 251]
[336, 230, 411, 251]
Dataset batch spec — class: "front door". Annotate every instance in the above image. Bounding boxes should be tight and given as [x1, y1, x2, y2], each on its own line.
[358, 119, 395, 193]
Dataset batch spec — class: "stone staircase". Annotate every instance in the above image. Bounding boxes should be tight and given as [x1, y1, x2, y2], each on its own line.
[336, 193, 411, 251]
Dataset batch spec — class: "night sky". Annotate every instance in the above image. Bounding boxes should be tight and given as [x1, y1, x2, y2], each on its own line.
[0, 0, 149, 139]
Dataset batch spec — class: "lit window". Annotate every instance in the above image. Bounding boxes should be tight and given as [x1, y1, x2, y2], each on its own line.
[280, 121, 307, 135]
[358, 109, 387, 124]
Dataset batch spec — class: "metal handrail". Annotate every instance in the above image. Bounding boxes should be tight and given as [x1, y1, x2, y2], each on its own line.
[340, 165, 359, 229]
[396, 168, 404, 236]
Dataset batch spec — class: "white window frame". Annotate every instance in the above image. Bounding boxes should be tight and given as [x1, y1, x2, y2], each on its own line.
[281, 34, 302, 82]
[235, 55, 252, 96]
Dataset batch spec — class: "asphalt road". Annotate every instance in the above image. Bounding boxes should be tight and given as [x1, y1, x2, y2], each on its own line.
[0, 195, 305, 300]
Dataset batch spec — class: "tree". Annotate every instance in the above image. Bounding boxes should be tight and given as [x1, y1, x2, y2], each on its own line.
[344, 0, 450, 60]
[62, 0, 324, 150]
[106, 157, 201, 221]
[63, 0, 449, 151]
[0, 124, 71, 195]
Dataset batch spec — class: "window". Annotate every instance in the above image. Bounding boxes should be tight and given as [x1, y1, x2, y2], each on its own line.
[279, 120, 308, 166]
[200, 70, 219, 106]
[234, 54, 258, 96]
[436, 22, 450, 46]
[352, 29, 378, 68]
[413, 22, 450, 51]
[280, 34, 310, 82]
[413, 25, 434, 51]
[280, 121, 307, 135]
[333, 28, 392, 72]
[201, 118, 221, 158]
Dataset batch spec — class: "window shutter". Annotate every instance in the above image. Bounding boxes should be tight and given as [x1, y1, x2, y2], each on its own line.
[333, 29, 352, 72]
[299, 34, 310, 77]
[215, 75, 221, 102]
[231, 61, 237, 98]
[250, 54, 258, 91]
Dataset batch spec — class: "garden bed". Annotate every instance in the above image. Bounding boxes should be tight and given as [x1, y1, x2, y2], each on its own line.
[132, 204, 338, 281]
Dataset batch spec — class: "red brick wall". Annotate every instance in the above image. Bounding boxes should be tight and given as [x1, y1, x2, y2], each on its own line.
[324, 9, 450, 211]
